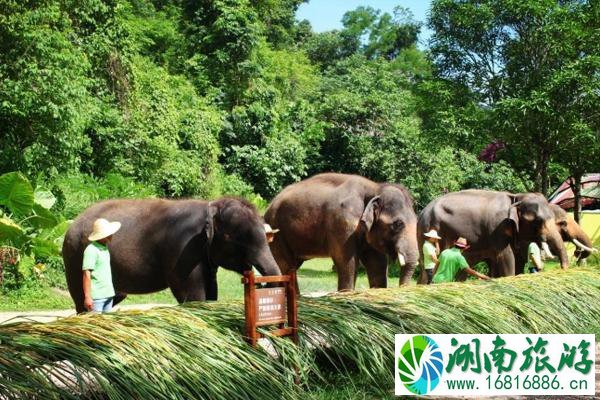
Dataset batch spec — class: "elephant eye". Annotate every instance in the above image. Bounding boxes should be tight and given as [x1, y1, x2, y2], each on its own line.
[392, 220, 405, 232]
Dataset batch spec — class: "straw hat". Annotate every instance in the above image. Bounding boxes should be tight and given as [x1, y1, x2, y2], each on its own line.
[424, 229, 442, 240]
[454, 237, 470, 249]
[264, 223, 280, 235]
[88, 218, 121, 241]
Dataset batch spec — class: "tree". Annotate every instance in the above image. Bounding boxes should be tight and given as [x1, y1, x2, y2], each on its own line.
[429, 0, 598, 195]
[182, 0, 262, 107]
[0, 1, 93, 176]
[342, 6, 421, 60]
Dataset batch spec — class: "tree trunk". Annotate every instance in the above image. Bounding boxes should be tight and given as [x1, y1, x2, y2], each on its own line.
[570, 174, 582, 223]
[538, 150, 550, 196]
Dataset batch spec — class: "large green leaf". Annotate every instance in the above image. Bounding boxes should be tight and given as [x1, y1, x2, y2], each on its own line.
[0, 172, 34, 216]
[34, 189, 56, 209]
[0, 217, 28, 247]
[31, 237, 61, 258]
[39, 220, 71, 242]
[28, 203, 59, 229]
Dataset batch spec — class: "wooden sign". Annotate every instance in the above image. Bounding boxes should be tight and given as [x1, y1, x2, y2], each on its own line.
[242, 270, 298, 346]
[256, 287, 286, 324]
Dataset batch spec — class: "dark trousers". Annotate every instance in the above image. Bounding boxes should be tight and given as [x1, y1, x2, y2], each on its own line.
[425, 269, 434, 284]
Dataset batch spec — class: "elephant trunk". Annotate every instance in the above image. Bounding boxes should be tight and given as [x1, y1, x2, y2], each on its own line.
[543, 224, 569, 269]
[253, 248, 282, 277]
[397, 232, 419, 286]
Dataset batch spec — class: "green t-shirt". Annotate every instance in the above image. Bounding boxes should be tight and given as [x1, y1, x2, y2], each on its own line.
[432, 247, 468, 283]
[423, 241, 437, 270]
[524, 242, 542, 273]
[82, 242, 115, 299]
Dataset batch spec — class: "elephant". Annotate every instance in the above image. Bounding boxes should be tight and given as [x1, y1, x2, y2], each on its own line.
[63, 197, 281, 313]
[417, 190, 569, 281]
[264, 173, 419, 291]
[549, 204, 596, 264]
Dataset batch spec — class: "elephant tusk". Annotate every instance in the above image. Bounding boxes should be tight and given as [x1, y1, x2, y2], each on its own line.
[541, 242, 555, 258]
[572, 239, 598, 253]
[397, 253, 406, 267]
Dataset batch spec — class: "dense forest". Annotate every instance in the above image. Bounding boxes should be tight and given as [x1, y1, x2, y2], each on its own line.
[1, 0, 599, 212]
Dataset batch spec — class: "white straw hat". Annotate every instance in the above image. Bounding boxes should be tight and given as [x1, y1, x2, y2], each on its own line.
[424, 229, 442, 240]
[88, 218, 121, 241]
[264, 223, 280, 234]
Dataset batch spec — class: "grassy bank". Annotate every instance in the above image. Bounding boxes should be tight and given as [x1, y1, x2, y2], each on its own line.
[0, 266, 598, 399]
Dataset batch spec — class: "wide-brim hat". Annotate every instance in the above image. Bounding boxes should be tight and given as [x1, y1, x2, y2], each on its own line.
[454, 237, 470, 249]
[88, 218, 121, 241]
[264, 223, 280, 235]
[424, 229, 442, 240]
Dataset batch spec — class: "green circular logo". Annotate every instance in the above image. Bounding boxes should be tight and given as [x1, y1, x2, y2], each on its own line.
[397, 335, 444, 395]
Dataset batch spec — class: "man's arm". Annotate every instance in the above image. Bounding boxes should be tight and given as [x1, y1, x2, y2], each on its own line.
[83, 270, 93, 311]
[81, 246, 96, 311]
[465, 267, 491, 280]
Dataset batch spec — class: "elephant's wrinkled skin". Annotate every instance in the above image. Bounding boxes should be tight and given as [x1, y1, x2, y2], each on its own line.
[549, 204, 595, 264]
[264, 173, 419, 290]
[417, 190, 569, 281]
[63, 197, 281, 313]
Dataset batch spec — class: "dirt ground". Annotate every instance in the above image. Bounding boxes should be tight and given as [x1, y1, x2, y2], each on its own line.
[0, 306, 597, 398]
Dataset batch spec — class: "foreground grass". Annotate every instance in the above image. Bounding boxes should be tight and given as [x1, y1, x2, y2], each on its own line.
[0, 266, 598, 399]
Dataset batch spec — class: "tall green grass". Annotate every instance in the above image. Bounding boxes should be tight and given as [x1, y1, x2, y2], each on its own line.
[0, 266, 598, 399]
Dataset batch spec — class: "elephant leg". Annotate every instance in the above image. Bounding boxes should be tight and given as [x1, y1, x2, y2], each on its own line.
[204, 267, 218, 301]
[332, 251, 359, 291]
[269, 236, 301, 275]
[359, 248, 387, 288]
[514, 245, 527, 275]
[495, 247, 515, 277]
[113, 292, 128, 307]
[416, 236, 428, 285]
[168, 265, 207, 303]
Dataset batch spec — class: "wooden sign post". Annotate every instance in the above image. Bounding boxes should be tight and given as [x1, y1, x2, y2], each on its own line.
[242, 270, 298, 346]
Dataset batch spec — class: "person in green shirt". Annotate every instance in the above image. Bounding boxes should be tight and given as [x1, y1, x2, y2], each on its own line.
[432, 237, 490, 283]
[82, 218, 121, 312]
[422, 229, 442, 284]
[524, 241, 543, 273]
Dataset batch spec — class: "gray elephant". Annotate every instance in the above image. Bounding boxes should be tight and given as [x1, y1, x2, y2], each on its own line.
[417, 190, 569, 281]
[264, 173, 419, 290]
[550, 204, 595, 264]
[63, 197, 281, 313]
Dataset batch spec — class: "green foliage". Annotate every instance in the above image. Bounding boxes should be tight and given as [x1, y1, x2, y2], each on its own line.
[182, 0, 263, 106]
[0, 1, 93, 175]
[429, 0, 599, 194]
[50, 173, 156, 219]
[0, 173, 68, 290]
[125, 55, 223, 197]
[0, 0, 596, 234]
[0, 173, 35, 217]
[221, 44, 323, 198]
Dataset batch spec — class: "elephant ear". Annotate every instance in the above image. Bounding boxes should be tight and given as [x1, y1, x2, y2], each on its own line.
[508, 201, 520, 233]
[360, 196, 381, 231]
[205, 202, 218, 245]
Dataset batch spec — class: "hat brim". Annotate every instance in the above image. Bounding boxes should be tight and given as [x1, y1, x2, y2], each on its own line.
[88, 221, 121, 241]
[424, 233, 442, 240]
[455, 243, 470, 250]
